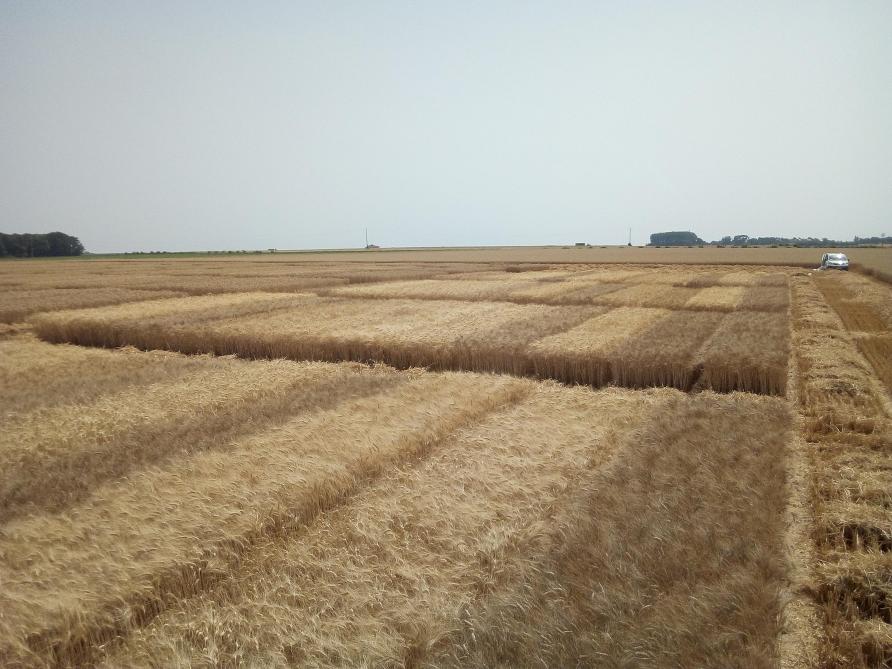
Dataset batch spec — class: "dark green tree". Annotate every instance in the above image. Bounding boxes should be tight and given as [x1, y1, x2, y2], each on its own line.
[648, 231, 705, 246]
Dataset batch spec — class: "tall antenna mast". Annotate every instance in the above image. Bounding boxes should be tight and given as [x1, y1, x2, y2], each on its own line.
[365, 227, 368, 248]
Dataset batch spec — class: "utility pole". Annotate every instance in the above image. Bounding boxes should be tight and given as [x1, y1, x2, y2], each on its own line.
[365, 228, 368, 248]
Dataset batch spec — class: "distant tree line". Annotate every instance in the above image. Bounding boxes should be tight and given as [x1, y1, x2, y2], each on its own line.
[649, 231, 705, 246]
[649, 231, 891, 247]
[0, 232, 85, 257]
[712, 234, 891, 247]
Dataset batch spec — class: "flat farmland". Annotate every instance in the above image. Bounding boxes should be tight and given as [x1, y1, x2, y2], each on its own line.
[2, 256, 891, 667]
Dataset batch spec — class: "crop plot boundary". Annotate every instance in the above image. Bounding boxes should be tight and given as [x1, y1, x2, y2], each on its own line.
[32, 305, 789, 396]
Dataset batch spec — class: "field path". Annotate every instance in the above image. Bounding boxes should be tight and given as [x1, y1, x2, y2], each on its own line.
[791, 272, 892, 666]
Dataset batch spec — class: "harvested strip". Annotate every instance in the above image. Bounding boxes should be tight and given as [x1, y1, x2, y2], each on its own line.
[792, 274, 892, 663]
[0, 287, 184, 323]
[698, 311, 790, 395]
[685, 285, 746, 310]
[529, 307, 669, 386]
[97, 384, 673, 668]
[792, 278, 884, 433]
[432, 392, 791, 668]
[817, 501, 892, 553]
[609, 309, 724, 390]
[814, 553, 892, 665]
[0, 359, 398, 521]
[0, 372, 527, 668]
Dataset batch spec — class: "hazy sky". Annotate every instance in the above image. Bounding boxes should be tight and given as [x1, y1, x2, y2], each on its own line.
[2, 1, 890, 252]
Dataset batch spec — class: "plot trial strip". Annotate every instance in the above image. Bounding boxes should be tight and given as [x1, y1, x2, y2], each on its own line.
[95, 389, 790, 667]
[325, 277, 790, 311]
[0, 370, 528, 667]
[32, 293, 790, 394]
[0, 346, 401, 521]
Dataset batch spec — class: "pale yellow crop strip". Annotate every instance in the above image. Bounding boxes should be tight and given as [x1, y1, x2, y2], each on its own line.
[718, 270, 780, 286]
[0, 359, 362, 521]
[506, 278, 633, 304]
[616, 270, 702, 285]
[120, 275, 348, 295]
[0, 287, 185, 323]
[29, 292, 314, 349]
[202, 296, 544, 345]
[327, 279, 525, 301]
[572, 268, 650, 282]
[0, 373, 527, 667]
[0, 336, 116, 384]
[32, 291, 296, 324]
[684, 285, 746, 310]
[506, 279, 589, 301]
[549, 281, 629, 303]
[737, 285, 791, 312]
[97, 384, 674, 667]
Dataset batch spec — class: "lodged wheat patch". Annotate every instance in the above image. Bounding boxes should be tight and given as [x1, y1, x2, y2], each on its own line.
[96, 383, 672, 667]
[0, 370, 528, 667]
[0, 287, 185, 323]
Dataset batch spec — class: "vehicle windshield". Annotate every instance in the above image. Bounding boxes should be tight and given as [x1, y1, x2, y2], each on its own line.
[827, 254, 847, 260]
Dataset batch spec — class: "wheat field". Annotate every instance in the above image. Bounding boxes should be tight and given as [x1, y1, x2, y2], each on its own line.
[1, 256, 891, 667]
